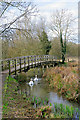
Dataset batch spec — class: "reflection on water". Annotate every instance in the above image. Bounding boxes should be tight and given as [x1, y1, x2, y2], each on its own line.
[19, 77, 80, 110]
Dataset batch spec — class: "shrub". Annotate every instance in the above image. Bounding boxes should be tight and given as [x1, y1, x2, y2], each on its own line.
[16, 72, 27, 83]
[43, 66, 79, 102]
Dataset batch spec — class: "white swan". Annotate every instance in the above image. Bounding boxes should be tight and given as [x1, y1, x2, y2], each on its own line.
[29, 78, 34, 86]
[34, 75, 38, 81]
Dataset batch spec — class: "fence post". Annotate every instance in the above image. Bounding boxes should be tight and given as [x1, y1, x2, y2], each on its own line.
[14, 59, 16, 75]
[8, 60, 11, 75]
[19, 58, 21, 73]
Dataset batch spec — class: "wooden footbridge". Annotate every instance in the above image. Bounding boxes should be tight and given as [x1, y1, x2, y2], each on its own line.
[0, 55, 60, 75]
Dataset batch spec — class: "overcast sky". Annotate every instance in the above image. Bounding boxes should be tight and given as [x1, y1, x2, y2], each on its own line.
[2, 0, 79, 20]
[1, 0, 79, 24]
[34, 0, 78, 17]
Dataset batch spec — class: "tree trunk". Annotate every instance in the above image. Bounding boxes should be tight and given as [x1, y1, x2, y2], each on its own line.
[62, 53, 65, 64]
[60, 32, 66, 64]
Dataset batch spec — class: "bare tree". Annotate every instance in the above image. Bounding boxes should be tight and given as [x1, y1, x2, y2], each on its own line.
[0, 1, 38, 59]
[0, 1, 38, 36]
[50, 9, 77, 63]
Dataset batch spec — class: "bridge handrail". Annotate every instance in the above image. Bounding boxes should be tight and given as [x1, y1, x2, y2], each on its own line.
[0, 55, 57, 62]
[0, 55, 58, 75]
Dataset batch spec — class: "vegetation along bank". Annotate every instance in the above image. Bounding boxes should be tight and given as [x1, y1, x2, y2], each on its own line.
[43, 65, 80, 103]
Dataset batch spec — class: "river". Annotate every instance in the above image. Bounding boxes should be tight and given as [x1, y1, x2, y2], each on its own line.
[17, 67, 80, 111]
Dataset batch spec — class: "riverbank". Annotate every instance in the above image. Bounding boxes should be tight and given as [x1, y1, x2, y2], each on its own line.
[2, 75, 80, 119]
[2, 76, 35, 118]
[43, 66, 80, 103]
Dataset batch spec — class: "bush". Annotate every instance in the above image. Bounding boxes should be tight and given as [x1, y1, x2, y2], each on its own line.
[16, 72, 27, 83]
[43, 66, 79, 102]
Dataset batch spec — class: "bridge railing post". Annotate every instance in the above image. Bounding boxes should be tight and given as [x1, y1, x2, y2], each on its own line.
[48, 55, 50, 61]
[14, 59, 16, 75]
[8, 60, 11, 75]
[49, 55, 51, 61]
[1, 61, 3, 71]
[42, 55, 43, 61]
[35, 56, 36, 67]
[43, 55, 45, 61]
[40, 56, 42, 61]
[52, 56, 53, 61]
[46, 55, 48, 61]
[31, 56, 33, 67]
[19, 58, 21, 73]
[44, 55, 45, 61]
[27, 56, 29, 70]
[38, 56, 40, 63]
[46, 56, 47, 61]
[37, 56, 39, 63]
[47, 55, 49, 61]
[37, 55, 39, 65]
[24, 57, 26, 72]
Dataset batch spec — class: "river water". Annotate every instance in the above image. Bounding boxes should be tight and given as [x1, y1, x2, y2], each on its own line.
[17, 68, 80, 111]
[18, 78, 80, 110]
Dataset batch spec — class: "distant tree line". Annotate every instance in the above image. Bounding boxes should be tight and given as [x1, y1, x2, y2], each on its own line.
[2, 34, 78, 59]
